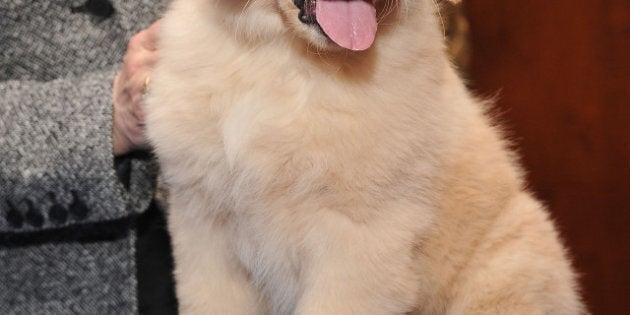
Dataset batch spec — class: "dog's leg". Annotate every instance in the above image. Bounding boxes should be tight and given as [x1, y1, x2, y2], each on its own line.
[168, 198, 264, 315]
[444, 193, 585, 315]
[294, 209, 423, 315]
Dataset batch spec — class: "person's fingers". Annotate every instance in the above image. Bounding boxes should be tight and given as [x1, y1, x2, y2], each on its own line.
[122, 49, 158, 82]
[126, 69, 151, 100]
[113, 72, 132, 107]
[120, 21, 161, 84]
[133, 20, 161, 51]
[113, 21, 161, 156]
[143, 50, 159, 68]
[141, 20, 162, 51]
[126, 120, 148, 148]
[115, 94, 148, 154]
[131, 94, 146, 125]
[126, 70, 151, 123]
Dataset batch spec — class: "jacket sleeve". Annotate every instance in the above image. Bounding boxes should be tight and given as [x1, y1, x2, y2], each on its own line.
[0, 68, 157, 233]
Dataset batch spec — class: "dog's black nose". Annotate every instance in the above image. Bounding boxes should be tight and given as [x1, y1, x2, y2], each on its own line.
[294, 0, 317, 25]
[293, 0, 305, 11]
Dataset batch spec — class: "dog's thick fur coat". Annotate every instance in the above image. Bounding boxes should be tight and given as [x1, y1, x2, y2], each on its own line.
[146, 0, 585, 314]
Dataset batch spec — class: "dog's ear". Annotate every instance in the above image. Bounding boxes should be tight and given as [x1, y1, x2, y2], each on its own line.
[446, 0, 461, 3]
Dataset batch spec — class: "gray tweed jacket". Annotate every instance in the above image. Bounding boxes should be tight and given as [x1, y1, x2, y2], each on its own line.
[1, 0, 167, 313]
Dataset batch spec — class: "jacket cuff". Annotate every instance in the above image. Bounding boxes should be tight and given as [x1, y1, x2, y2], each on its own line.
[0, 69, 157, 233]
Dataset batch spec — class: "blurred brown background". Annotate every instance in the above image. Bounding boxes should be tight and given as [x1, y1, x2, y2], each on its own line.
[444, 1, 629, 314]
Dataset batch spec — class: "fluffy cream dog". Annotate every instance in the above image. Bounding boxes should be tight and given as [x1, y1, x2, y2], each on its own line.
[146, 0, 585, 314]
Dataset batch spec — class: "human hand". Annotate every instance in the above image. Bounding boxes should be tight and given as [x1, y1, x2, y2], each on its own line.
[112, 20, 161, 156]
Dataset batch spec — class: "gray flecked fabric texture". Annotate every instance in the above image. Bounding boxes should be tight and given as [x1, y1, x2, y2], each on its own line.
[0, 232, 138, 315]
[0, 0, 166, 232]
[0, 70, 158, 232]
[1, 0, 167, 313]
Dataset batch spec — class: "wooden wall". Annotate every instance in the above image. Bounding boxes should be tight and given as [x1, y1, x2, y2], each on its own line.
[464, 1, 630, 314]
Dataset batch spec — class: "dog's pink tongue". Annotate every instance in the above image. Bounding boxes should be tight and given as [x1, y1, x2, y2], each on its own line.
[316, 0, 377, 51]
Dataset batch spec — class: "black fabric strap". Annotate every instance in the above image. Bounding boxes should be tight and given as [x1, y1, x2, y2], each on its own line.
[136, 200, 178, 315]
